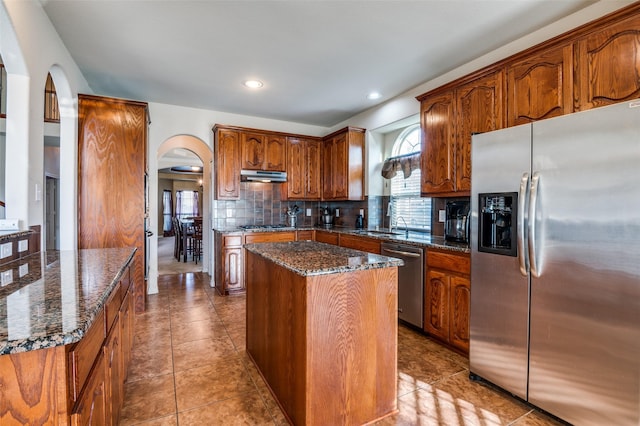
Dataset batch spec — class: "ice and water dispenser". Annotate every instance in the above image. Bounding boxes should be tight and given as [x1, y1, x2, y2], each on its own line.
[478, 193, 518, 257]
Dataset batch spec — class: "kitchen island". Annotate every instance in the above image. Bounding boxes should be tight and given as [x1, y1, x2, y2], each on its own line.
[0, 247, 136, 424]
[245, 241, 403, 425]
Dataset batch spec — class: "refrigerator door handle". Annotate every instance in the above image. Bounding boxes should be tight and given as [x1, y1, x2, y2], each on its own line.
[528, 172, 541, 277]
[518, 173, 529, 276]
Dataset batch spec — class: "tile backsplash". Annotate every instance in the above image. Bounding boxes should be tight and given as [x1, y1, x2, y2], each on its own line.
[213, 182, 387, 229]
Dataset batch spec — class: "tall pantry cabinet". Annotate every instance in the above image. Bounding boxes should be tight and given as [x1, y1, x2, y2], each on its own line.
[78, 94, 148, 313]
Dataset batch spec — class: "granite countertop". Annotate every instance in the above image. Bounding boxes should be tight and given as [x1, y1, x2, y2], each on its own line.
[0, 229, 33, 242]
[244, 241, 404, 276]
[0, 247, 136, 355]
[213, 225, 469, 254]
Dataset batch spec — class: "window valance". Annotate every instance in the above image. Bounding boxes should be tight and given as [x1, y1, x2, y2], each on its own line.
[381, 152, 421, 179]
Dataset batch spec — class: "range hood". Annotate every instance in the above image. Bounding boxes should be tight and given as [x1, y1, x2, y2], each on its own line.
[240, 169, 287, 183]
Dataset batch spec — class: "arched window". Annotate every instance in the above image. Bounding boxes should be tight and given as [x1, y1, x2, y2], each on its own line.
[389, 125, 431, 232]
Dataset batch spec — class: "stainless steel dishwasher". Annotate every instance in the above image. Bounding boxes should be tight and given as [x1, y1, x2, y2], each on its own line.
[381, 242, 424, 328]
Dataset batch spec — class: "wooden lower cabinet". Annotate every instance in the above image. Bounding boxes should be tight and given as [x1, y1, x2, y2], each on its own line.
[424, 250, 471, 354]
[0, 267, 134, 425]
[215, 234, 244, 295]
[424, 269, 450, 342]
[71, 352, 108, 426]
[215, 231, 299, 295]
[449, 276, 471, 352]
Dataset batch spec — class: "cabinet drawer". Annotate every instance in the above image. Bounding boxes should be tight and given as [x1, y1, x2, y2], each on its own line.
[296, 230, 315, 241]
[244, 232, 295, 244]
[69, 310, 106, 402]
[427, 250, 470, 274]
[223, 235, 243, 247]
[315, 230, 339, 245]
[119, 266, 130, 299]
[105, 285, 121, 334]
[339, 234, 381, 254]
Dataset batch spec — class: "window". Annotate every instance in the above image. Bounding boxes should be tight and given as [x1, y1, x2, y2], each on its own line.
[162, 190, 173, 235]
[389, 125, 431, 232]
[175, 190, 199, 220]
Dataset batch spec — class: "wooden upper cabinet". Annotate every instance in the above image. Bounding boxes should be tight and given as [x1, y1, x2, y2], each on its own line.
[322, 127, 365, 201]
[286, 137, 321, 200]
[241, 132, 265, 170]
[420, 91, 456, 196]
[241, 132, 286, 171]
[575, 12, 640, 111]
[455, 70, 505, 193]
[265, 134, 286, 171]
[214, 127, 241, 200]
[507, 44, 574, 126]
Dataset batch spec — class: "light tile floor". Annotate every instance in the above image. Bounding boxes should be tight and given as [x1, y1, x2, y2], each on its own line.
[119, 272, 564, 425]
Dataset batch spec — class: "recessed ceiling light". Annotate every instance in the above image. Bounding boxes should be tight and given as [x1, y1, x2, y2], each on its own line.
[367, 92, 381, 100]
[244, 80, 263, 89]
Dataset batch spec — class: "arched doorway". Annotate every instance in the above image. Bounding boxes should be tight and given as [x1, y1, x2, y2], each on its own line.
[148, 135, 212, 294]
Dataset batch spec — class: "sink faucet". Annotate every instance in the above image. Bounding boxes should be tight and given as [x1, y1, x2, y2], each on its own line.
[393, 216, 409, 238]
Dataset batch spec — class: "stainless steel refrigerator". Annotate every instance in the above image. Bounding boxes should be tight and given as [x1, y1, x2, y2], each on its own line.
[469, 99, 640, 425]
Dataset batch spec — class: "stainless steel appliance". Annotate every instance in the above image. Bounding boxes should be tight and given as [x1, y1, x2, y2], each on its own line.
[321, 207, 334, 228]
[470, 100, 640, 425]
[381, 242, 423, 328]
[445, 200, 470, 243]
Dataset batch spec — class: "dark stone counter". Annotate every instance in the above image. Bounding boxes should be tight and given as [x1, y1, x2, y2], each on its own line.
[0, 247, 136, 355]
[244, 241, 403, 276]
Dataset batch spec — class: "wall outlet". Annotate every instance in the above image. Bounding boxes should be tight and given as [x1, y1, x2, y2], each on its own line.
[19, 263, 29, 278]
[1, 243, 12, 259]
[306, 208, 312, 217]
[438, 210, 446, 222]
[359, 209, 365, 216]
[1, 270, 13, 287]
[18, 240, 28, 253]
[335, 209, 340, 217]
[0, 219, 19, 231]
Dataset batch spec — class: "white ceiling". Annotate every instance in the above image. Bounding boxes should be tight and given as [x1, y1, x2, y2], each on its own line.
[41, 0, 598, 128]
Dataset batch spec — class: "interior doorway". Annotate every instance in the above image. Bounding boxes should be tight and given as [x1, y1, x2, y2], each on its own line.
[45, 176, 59, 250]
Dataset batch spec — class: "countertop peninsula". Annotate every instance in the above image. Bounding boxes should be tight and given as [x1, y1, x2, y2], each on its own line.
[0, 247, 136, 355]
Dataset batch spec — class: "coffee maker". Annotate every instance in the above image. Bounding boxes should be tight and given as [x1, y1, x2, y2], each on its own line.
[445, 200, 470, 243]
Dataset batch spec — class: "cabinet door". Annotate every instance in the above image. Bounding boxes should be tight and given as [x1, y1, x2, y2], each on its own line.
[576, 13, 640, 110]
[215, 129, 241, 199]
[420, 91, 456, 195]
[119, 290, 133, 380]
[71, 353, 107, 426]
[104, 318, 122, 426]
[305, 139, 322, 200]
[224, 247, 244, 291]
[456, 71, 505, 193]
[78, 95, 147, 313]
[424, 269, 450, 341]
[322, 138, 336, 200]
[507, 44, 573, 126]
[241, 132, 266, 170]
[286, 138, 305, 199]
[449, 276, 471, 353]
[332, 133, 349, 199]
[265, 134, 286, 171]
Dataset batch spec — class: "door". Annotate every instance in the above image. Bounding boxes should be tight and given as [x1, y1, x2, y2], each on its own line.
[45, 176, 59, 250]
[528, 100, 640, 425]
[469, 123, 532, 400]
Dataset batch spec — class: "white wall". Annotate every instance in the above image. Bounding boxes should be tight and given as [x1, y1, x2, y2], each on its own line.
[1, 0, 89, 249]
